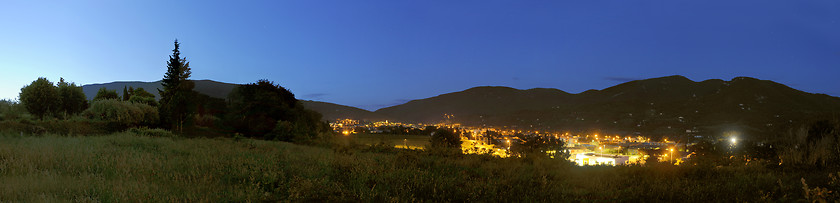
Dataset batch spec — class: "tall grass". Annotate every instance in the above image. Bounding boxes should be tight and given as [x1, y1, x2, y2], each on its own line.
[0, 132, 333, 201]
[0, 132, 836, 201]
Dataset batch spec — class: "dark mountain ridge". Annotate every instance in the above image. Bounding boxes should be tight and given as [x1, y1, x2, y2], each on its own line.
[375, 75, 840, 140]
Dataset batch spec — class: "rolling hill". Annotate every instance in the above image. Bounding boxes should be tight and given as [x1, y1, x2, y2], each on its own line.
[375, 75, 840, 140]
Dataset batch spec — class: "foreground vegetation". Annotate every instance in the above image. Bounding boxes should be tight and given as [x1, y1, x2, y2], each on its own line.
[1, 132, 838, 202]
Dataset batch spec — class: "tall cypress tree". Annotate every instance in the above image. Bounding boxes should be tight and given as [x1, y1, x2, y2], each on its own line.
[122, 86, 130, 101]
[158, 39, 196, 133]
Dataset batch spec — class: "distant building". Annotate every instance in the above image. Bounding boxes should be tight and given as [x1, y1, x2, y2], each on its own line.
[572, 153, 630, 166]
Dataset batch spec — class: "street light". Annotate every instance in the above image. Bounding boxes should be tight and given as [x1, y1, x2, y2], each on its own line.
[669, 148, 674, 164]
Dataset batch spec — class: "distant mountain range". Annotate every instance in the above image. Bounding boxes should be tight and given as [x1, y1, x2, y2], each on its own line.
[378, 76, 840, 140]
[82, 75, 840, 140]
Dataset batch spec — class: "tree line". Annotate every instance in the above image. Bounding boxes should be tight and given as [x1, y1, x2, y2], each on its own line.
[11, 40, 331, 142]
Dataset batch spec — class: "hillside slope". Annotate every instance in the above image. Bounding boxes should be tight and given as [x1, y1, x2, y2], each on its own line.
[376, 86, 572, 123]
[300, 100, 390, 121]
[376, 75, 840, 139]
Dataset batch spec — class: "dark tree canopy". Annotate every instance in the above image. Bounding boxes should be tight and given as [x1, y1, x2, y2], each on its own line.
[93, 88, 120, 101]
[158, 39, 196, 132]
[430, 128, 463, 148]
[56, 78, 87, 117]
[226, 79, 299, 137]
[160, 39, 191, 94]
[132, 88, 155, 98]
[128, 88, 157, 107]
[226, 79, 331, 141]
[19, 77, 59, 120]
[509, 134, 568, 159]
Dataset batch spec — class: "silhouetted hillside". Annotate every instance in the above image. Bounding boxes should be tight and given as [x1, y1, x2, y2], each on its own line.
[300, 100, 390, 121]
[376, 76, 840, 140]
[376, 86, 572, 123]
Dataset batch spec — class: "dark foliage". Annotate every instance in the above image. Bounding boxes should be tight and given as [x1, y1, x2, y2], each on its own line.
[430, 128, 462, 148]
[509, 133, 568, 159]
[158, 39, 196, 133]
[226, 79, 331, 142]
[778, 119, 840, 168]
[226, 79, 298, 137]
[93, 88, 120, 101]
[56, 78, 88, 117]
[128, 88, 157, 107]
[19, 77, 59, 120]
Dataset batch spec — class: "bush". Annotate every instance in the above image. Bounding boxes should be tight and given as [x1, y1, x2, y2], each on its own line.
[82, 99, 158, 127]
[430, 128, 462, 149]
[0, 100, 26, 121]
[127, 127, 176, 138]
[509, 133, 568, 159]
[194, 114, 221, 128]
[128, 95, 158, 107]
[0, 119, 117, 135]
[19, 77, 58, 120]
[778, 119, 840, 168]
[93, 87, 120, 101]
[267, 116, 332, 143]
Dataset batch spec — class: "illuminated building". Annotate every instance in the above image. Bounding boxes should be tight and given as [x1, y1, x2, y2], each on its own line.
[572, 153, 630, 166]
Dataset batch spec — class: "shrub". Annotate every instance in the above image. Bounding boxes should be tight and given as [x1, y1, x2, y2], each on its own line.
[93, 87, 120, 101]
[128, 95, 158, 107]
[430, 128, 462, 149]
[194, 114, 221, 128]
[127, 127, 176, 137]
[509, 133, 568, 159]
[778, 119, 840, 168]
[0, 100, 26, 121]
[82, 99, 158, 127]
[19, 77, 58, 120]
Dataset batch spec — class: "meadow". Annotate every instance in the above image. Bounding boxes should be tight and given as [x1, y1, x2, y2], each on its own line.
[344, 133, 429, 149]
[1, 132, 838, 202]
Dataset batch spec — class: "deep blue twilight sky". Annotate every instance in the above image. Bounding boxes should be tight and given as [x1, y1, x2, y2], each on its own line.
[1, 1, 838, 110]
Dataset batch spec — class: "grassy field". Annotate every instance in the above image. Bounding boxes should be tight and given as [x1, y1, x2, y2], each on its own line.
[343, 133, 429, 149]
[0, 132, 335, 201]
[0, 132, 838, 201]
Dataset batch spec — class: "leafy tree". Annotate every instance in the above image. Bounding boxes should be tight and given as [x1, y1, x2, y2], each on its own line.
[226, 79, 298, 137]
[509, 134, 568, 159]
[158, 39, 196, 133]
[430, 128, 462, 148]
[19, 77, 59, 120]
[56, 78, 87, 117]
[132, 87, 156, 98]
[93, 88, 120, 101]
[128, 87, 158, 107]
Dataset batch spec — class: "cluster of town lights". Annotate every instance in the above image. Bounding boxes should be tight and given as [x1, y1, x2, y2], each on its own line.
[330, 118, 751, 166]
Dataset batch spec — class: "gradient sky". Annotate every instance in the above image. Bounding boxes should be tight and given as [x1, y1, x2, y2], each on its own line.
[1, 1, 838, 110]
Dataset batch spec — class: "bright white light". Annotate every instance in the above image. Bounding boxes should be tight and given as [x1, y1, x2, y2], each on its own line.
[730, 137, 737, 144]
